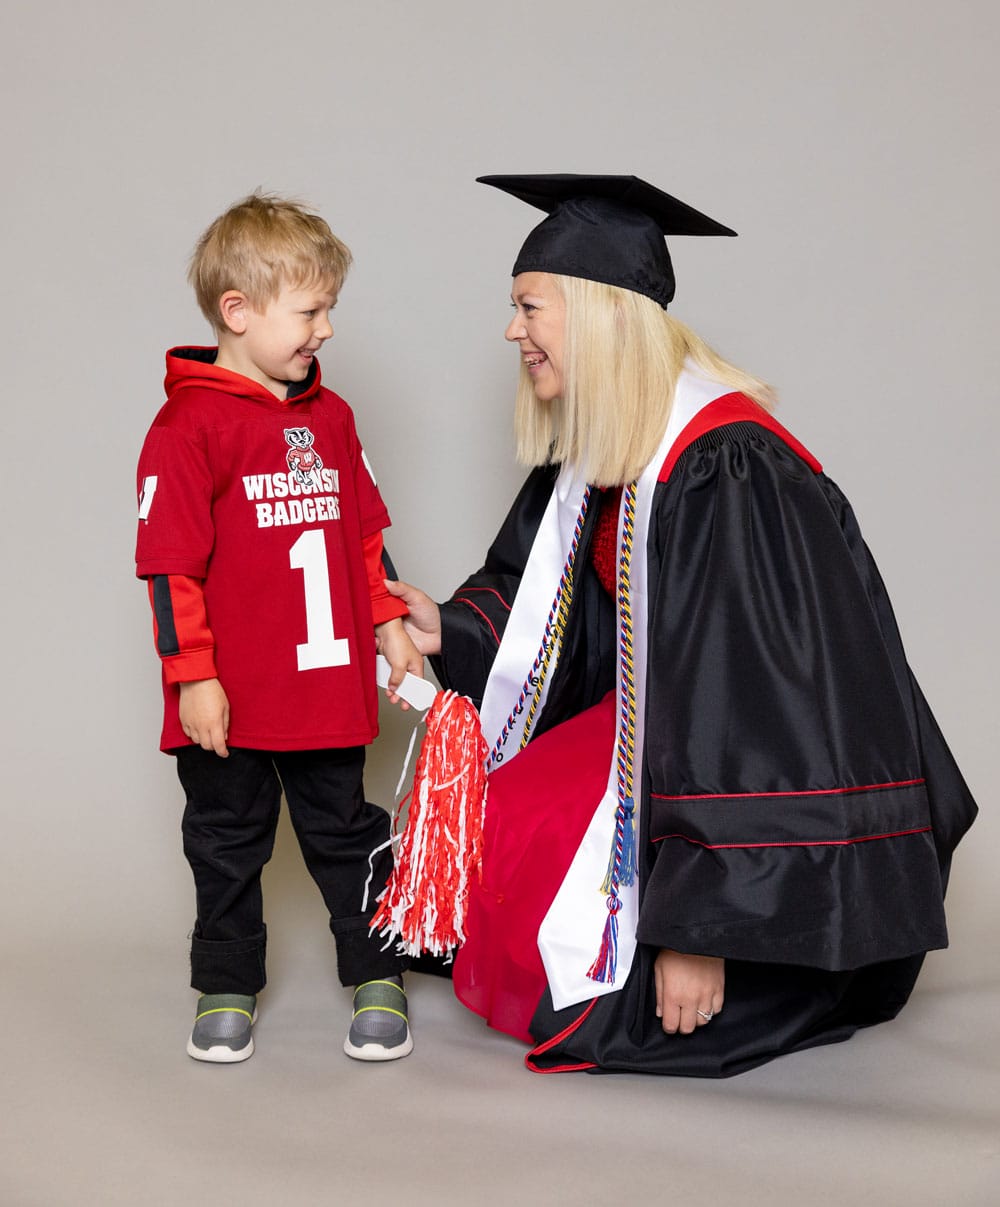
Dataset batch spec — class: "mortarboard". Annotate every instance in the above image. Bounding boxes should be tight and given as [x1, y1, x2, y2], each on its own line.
[477, 173, 736, 309]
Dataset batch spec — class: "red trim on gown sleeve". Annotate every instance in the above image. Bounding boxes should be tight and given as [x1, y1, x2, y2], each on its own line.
[456, 598, 502, 646]
[456, 586, 513, 613]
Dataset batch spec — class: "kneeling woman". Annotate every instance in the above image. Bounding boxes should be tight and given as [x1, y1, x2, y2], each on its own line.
[392, 175, 976, 1076]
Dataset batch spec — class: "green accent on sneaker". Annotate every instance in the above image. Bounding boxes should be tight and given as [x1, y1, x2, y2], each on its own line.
[188, 993, 257, 1064]
[352, 1006, 408, 1023]
[195, 1005, 255, 1023]
[351, 979, 407, 1013]
[344, 977, 413, 1062]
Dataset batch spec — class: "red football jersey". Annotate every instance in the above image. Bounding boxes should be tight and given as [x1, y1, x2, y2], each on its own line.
[136, 348, 393, 751]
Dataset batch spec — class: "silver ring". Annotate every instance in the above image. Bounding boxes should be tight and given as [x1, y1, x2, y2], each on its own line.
[696, 1009, 714, 1022]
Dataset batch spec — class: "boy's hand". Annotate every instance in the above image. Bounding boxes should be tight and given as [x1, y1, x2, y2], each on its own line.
[383, 579, 442, 656]
[654, 950, 725, 1035]
[375, 617, 424, 710]
[179, 678, 230, 757]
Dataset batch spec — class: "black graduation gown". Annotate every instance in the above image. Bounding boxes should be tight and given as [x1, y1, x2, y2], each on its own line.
[431, 418, 977, 1076]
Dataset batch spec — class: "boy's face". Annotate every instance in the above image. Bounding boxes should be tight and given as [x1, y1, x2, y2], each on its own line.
[217, 280, 338, 398]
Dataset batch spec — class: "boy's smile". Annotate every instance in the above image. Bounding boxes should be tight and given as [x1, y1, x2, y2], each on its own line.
[216, 281, 338, 399]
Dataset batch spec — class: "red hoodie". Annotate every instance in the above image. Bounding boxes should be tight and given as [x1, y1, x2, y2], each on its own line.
[136, 348, 403, 752]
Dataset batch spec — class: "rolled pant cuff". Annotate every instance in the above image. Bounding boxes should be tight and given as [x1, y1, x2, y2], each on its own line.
[190, 927, 267, 995]
[330, 915, 406, 986]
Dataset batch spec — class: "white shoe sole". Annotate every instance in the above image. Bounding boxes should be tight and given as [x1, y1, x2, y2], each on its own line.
[186, 1008, 257, 1063]
[186, 1035, 255, 1063]
[343, 1029, 413, 1062]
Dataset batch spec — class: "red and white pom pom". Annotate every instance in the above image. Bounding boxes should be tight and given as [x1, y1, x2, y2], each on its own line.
[370, 690, 488, 957]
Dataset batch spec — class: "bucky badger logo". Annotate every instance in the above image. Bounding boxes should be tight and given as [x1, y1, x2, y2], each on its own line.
[284, 428, 323, 488]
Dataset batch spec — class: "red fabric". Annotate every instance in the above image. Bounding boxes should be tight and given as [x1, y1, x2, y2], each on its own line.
[453, 692, 617, 1042]
[136, 348, 394, 751]
[370, 693, 488, 954]
[589, 486, 623, 597]
[453, 397, 823, 1043]
[658, 392, 822, 482]
[149, 538, 403, 688]
[148, 576, 217, 683]
[363, 532, 408, 626]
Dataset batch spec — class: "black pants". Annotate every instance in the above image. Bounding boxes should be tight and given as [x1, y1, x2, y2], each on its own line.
[175, 745, 404, 994]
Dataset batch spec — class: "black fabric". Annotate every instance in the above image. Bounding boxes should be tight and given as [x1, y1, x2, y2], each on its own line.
[432, 463, 617, 720]
[151, 575, 179, 658]
[634, 429, 962, 972]
[513, 195, 679, 308]
[477, 174, 736, 309]
[435, 420, 976, 1075]
[166, 344, 318, 398]
[527, 948, 926, 1078]
[177, 744, 405, 993]
[380, 545, 399, 582]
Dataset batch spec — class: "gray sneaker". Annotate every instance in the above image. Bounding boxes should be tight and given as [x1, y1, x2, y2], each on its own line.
[343, 977, 413, 1062]
[187, 994, 257, 1063]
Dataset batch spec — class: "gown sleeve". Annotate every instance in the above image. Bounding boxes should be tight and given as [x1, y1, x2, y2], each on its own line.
[431, 465, 559, 705]
[431, 464, 617, 719]
[636, 422, 977, 971]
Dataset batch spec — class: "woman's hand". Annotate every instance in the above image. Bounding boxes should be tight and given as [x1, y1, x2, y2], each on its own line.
[179, 678, 230, 758]
[384, 579, 443, 656]
[654, 949, 725, 1035]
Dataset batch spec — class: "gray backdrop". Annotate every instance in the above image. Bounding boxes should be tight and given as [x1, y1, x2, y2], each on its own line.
[2, 2, 996, 1204]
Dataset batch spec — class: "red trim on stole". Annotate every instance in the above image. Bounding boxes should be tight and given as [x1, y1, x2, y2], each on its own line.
[658, 393, 822, 483]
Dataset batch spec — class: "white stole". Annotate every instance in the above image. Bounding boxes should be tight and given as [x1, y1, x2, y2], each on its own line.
[479, 366, 729, 1010]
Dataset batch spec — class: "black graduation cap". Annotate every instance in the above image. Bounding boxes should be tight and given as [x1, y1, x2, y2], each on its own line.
[476, 173, 736, 309]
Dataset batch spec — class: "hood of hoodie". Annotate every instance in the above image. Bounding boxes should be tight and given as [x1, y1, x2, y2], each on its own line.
[164, 346, 324, 408]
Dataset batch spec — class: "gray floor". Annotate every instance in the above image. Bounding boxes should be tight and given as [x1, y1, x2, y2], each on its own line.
[5, 2, 996, 1201]
[5, 819, 998, 1207]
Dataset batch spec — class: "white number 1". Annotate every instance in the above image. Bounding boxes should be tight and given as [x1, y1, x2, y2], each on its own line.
[289, 529, 350, 671]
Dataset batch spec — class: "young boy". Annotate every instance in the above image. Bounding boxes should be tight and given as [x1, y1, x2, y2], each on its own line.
[135, 192, 421, 1063]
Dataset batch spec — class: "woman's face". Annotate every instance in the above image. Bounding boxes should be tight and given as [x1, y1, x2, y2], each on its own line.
[506, 272, 565, 401]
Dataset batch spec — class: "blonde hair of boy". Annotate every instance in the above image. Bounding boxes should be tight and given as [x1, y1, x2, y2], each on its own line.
[514, 274, 775, 486]
[189, 192, 353, 330]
